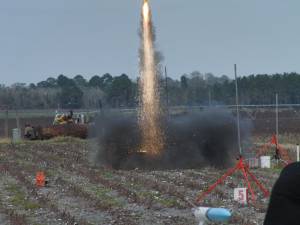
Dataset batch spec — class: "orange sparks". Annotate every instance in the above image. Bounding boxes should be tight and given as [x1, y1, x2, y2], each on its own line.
[139, 0, 164, 156]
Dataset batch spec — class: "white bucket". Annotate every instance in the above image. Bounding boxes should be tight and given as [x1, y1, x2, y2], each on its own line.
[260, 156, 271, 168]
[12, 128, 21, 143]
[80, 114, 85, 124]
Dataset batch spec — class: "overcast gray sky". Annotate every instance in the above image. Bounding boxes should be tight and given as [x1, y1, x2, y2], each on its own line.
[1, 0, 299, 85]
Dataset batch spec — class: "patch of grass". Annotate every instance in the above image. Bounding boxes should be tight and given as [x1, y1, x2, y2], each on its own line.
[125, 182, 143, 190]
[0, 138, 11, 144]
[102, 171, 114, 179]
[270, 166, 284, 173]
[138, 191, 179, 207]
[22, 201, 40, 210]
[41, 153, 62, 162]
[5, 183, 40, 210]
[137, 191, 156, 204]
[124, 181, 182, 206]
[44, 169, 55, 177]
[0, 111, 54, 119]
[5, 183, 19, 193]
[45, 136, 85, 143]
[90, 186, 123, 208]
[15, 159, 32, 167]
[157, 197, 180, 208]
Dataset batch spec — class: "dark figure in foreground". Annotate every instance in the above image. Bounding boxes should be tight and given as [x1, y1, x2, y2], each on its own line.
[264, 162, 300, 225]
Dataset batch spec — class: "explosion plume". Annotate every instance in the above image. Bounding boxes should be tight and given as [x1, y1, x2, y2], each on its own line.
[139, 0, 164, 156]
[90, 1, 252, 170]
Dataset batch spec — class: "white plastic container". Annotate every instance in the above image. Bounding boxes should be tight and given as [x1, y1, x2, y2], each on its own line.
[80, 114, 85, 124]
[193, 207, 231, 225]
[12, 128, 21, 143]
[260, 156, 271, 168]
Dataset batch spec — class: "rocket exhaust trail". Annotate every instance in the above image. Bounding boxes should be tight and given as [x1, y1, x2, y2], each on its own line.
[139, 0, 164, 156]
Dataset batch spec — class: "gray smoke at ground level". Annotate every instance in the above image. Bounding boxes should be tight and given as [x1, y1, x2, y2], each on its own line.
[91, 109, 251, 170]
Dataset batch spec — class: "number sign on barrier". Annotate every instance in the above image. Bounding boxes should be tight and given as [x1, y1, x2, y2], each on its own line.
[234, 188, 248, 205]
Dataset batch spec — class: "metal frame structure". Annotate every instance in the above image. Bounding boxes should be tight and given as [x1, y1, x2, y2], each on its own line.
[195, 64, 270, 205]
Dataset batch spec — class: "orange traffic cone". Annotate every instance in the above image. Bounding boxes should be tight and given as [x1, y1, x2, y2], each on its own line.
[35, 171, 45, 187]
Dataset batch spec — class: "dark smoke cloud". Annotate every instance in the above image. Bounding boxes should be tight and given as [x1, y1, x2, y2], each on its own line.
[91, 109, 251, 170]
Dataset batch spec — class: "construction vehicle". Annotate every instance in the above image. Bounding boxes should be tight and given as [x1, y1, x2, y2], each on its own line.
[53, 110, 86, 125]
[24, 111, 88, 140]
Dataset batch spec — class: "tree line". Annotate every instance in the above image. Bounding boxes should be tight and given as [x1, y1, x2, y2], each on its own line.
[1, 72, 300, 109]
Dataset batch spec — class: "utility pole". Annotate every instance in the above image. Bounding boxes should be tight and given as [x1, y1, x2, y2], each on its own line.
[4, 108, 9, 138]
[165, 66, 169, 108]
[208, 88, 212, 106]
[15, 109, 20, 130]
[235, 64, 242, 156]
[275, 93, 279, 144]
[297, 144, 300, 162]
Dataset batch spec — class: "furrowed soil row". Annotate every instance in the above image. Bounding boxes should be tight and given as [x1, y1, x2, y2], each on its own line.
[1, 148, 139, 225]
[2, 145, 194, 224]
[172, 171, 248, 194]
[28, 143, 235, 223]
[0, 171, 71, 225]
[30, 143, 226, 203]
[29, 142, 228, 187]
[0, 162, 92, 225]
[24, 142, 268, 210]
[39, 151, 188, 212]
[0, 141, 275, 225]
[21, 144, 191, 210]
[34, 144, 194, 202]
[0, 198, 28, 225]
[149, 171, 206, 190]
[151, 169, 274, 204]
[15, 146, 161, 209]
[31, 143, 232, 206]
[115, 170, 194, 208]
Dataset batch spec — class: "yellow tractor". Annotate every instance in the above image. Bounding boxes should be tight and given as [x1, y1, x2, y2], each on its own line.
[24, 111, 88, 140]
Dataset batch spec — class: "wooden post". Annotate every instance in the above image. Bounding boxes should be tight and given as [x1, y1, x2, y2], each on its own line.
[297, 144, 299, 162]
[275, 93, 279, 144]
[16, 109, 20, 130]
[208, 89, 212, 106]
[4, 110, 9, 138]
[164, 66, 170, 117]
[165, 66, 169, 108]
